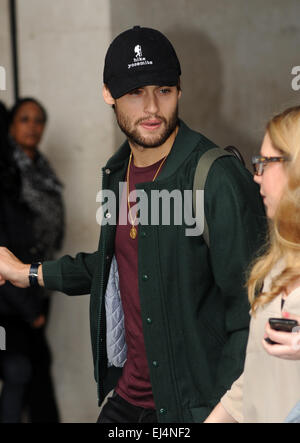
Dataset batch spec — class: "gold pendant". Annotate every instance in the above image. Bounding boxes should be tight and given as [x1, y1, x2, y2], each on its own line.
[130, 226, 137, 239]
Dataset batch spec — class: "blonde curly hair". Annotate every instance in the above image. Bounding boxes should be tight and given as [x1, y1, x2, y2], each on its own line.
[248, 106, 300, 313]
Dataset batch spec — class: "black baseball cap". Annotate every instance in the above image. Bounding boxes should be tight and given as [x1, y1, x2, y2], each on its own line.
[103, 26, 181, 99]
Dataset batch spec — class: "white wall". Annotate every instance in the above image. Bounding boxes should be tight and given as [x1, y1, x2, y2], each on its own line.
[0, 0, 14, 104]
[110, 0, 300, 167]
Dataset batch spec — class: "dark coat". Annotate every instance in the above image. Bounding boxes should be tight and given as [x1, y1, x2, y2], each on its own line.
[42, 120, 267, 422]
[0, 137, 45, 326]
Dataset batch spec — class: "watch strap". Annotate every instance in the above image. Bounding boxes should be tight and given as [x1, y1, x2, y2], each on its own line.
[29, 262, 42, 287]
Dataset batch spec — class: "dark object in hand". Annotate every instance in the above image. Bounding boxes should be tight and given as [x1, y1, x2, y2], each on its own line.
[265, 317, 298, 345]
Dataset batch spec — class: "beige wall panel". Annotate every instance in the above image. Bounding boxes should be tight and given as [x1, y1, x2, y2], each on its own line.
[0, 0, 14, 105]
[110, 0, 300, 167]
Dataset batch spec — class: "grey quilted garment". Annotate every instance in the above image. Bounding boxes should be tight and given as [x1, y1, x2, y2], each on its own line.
[105, 255, 127, 367]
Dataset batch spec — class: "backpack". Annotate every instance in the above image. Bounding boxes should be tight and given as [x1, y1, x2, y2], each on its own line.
[192, 145, 245, 246]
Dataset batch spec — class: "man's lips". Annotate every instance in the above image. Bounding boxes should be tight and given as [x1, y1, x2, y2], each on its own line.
[139, 119, 163, 130]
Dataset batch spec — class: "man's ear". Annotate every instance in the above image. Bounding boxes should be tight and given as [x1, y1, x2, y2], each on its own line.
[102, 85, 116, 105]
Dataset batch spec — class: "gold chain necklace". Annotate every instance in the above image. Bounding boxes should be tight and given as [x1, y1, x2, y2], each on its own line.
[126, 152, 169, 239]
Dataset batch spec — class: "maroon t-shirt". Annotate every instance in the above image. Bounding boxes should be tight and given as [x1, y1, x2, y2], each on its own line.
[115, 157, 165, 409]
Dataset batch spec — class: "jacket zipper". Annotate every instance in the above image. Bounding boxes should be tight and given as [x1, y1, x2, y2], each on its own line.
[96, 169, 107, 404]
[96, 242, 106, 404]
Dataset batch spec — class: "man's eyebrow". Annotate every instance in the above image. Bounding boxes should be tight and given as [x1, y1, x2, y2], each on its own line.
[129, 87, 144, 91]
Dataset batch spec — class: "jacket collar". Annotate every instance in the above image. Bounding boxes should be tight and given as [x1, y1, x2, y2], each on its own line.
[103, 119, 203, 180]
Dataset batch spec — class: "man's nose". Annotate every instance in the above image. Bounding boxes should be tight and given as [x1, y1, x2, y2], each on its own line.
[144, 92, 159, 114]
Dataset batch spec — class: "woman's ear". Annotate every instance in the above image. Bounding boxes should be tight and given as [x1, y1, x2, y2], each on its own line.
[102, 85, 116, 106]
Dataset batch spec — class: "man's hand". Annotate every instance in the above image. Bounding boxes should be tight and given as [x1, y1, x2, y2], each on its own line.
[0, 247, 31, 288]
[262, 312, 300, 360]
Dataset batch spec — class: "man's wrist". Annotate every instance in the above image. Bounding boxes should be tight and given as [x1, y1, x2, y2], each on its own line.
[38, 264, 44, 287]
[16, 264, 31, 288]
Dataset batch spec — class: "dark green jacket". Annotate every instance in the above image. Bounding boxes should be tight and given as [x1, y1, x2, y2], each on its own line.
[43, 120, 266, 422]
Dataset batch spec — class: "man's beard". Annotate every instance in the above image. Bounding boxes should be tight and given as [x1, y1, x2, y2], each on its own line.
[114, 105, 179, 149]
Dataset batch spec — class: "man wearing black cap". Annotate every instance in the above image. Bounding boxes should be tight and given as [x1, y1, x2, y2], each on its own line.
[0, 26, 265, 423]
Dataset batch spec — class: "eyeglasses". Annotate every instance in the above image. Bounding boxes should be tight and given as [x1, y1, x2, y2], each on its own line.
[251, 155, 290, 176]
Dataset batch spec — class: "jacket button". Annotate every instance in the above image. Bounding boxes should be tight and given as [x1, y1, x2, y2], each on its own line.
[140, 231, 147, 238]
[159, 408, 167, 415]
[146, 317, 152, 324]
[142, 274, 149, 281]
[105, 168, 111, 175]
[152, 360, 159, 368]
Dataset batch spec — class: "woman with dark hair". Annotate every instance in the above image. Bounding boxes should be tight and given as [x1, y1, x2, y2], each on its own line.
[0, 98, 64, 422]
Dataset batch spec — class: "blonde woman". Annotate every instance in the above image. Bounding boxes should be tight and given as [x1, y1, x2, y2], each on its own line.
[205, 106, 300, 423]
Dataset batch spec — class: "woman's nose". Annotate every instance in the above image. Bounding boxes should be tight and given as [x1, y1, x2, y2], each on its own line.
[253, 173, 262, 185]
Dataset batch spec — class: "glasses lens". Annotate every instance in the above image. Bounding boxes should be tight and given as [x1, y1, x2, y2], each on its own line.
[252, 157, 263, 175]
[254, 163, 262, 176]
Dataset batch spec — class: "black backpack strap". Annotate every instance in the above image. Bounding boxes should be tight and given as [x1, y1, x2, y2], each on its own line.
[193, 148, 234, 246]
